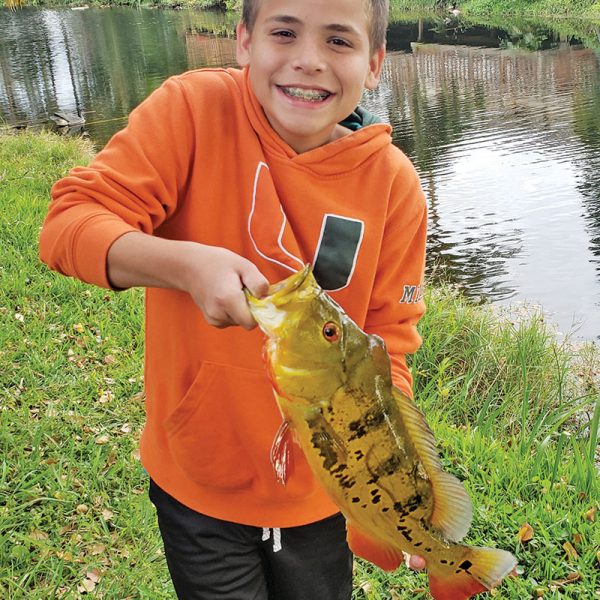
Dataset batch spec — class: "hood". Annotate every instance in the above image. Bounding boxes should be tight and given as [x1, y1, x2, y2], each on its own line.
[239, 67, 392, 177]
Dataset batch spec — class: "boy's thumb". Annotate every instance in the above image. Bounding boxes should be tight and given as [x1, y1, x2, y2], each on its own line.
[240, 264, 270, 299]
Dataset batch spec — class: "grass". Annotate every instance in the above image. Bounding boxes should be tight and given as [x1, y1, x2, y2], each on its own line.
[1, 130, 598, 598]
[389, 0, 600, 18]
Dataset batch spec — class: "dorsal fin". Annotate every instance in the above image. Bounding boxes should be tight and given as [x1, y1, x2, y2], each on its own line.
[390, 387, 472, 542]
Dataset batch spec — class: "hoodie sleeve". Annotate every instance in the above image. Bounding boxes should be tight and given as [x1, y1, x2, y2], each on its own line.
[39, 75, 196, 289]
[363, 155, 427, 398]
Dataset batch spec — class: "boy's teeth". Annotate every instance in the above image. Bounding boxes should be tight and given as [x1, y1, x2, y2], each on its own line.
[282, 87, 330, 101]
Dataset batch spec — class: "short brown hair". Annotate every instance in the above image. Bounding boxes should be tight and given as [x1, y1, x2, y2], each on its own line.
[241, 0, 389, 51]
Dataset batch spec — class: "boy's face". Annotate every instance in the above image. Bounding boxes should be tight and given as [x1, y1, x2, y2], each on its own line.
[236, 0, 385, 154]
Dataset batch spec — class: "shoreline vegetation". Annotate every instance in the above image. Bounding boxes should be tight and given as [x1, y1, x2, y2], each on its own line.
[1, 129, 598, 597]
[3, 0, 600, 20]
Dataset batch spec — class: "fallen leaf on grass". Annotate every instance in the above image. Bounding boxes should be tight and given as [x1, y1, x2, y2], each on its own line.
[88, 543, 106, 555]
[101, 508, 114, 521]
[86, 569, 102, 583]
[549, 571, 582, 592]
[59, 524, 75, 535]
[516, 523, 534, 543]
[572, 533, 584, 545]
[77, 577, 96, 593]
[563, 541, 579, 561]
[103, 447, 117, 470]
[30, 530, 49, 541]
[584, 506, 596, 522]
[358, 581, 371, 594]
[98, 390, 114, 404]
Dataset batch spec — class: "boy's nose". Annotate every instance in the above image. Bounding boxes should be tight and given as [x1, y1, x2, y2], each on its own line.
[291, 38, 326, 73]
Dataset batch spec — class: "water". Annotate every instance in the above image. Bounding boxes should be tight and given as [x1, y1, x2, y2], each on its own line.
[1, 7, 600, 340]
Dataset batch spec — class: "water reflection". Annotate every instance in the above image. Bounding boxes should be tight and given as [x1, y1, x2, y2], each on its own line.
[0, 7, 236, 140]
[1, 8, 600, 339]
[362, 42, 600, 337]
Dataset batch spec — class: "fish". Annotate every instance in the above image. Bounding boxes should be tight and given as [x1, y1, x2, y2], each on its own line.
[245, 265, 517, 600]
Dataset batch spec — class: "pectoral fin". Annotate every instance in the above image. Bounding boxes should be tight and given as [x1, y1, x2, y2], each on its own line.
[270, 420, 293, 485]
[346, 523, 406, 572]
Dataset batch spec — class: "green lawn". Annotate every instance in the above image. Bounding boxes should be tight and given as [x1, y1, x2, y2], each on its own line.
[0, 130, 598, 598]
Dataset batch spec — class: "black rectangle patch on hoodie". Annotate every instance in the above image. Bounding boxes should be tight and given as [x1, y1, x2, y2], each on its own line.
[313, 215, 363, 291]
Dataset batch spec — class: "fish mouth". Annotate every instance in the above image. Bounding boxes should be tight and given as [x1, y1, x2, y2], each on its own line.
[265, 264, 312, 301]
[245, 264, 314, 336]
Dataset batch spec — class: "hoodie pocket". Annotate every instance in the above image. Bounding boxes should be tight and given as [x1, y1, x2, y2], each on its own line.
[165, 361, 261, 490]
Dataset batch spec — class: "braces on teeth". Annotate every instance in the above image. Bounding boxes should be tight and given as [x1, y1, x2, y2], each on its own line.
[283, 87, 329, 101]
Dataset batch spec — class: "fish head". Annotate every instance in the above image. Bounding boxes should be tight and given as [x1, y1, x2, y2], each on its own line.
[246, 265, 366, 404]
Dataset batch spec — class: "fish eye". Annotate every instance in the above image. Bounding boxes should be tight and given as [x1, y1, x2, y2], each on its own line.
[322, 322, 339, 342]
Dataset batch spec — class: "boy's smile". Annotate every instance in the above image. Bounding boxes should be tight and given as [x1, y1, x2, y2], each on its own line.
[236, 0, 385, 154]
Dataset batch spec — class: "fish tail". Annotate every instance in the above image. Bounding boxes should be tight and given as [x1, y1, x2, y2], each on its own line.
[428, 546, 517, 600]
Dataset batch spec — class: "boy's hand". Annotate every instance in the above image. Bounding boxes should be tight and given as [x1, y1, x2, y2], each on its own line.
[183, 245, 269, 330]
[107, 233, 269, 330]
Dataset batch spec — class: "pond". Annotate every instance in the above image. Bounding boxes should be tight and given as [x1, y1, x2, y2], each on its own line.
[1, 7, 600, 340]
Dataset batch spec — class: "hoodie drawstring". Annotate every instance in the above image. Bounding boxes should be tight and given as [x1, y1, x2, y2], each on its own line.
[261, 527, 282, 553]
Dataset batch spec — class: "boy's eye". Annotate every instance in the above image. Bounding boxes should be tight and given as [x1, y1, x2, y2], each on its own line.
[329, 37, 352, 48]
[272, 30, 295, 39]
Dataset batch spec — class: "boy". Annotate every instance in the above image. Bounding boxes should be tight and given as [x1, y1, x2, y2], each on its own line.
[39, 0, 427, 598]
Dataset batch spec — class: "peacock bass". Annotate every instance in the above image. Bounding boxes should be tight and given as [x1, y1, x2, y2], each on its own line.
[245, 265, 517, 600]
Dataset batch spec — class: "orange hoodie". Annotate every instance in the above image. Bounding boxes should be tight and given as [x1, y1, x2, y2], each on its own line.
[39, 68, 427, 527]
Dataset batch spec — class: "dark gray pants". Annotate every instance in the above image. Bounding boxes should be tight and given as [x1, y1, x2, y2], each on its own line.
[149, 480, 353, 600]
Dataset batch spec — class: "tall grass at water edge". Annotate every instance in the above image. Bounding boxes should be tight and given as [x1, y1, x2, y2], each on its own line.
[0, 130, 598, 598]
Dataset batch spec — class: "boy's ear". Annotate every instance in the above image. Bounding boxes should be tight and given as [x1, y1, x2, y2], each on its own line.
[236, 21, 252, 67]
[364, 46, 386, 90]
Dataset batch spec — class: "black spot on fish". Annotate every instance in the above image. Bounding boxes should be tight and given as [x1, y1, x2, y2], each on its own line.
[366, 476, 379, 485]
[441, 559, 448, 564]
[414, 542, 422, 547]
[373, 453, 403, 478]
[395, 526, 413, 542]
[308, 424, 339, 471]
[336, 474, 356, 489]
[370, 489, 380, 496]
[459, 560, 473, 571]
[371, 495, 381, 504]
[352, 497, 360, 503]
[425, 547, 432, 553]
[405, 493, 422, 513]
[354, 450, 365, 460]
[382, 507, 389, 513]
[393, 502, 409, 518]
[347, 407, 385, 440]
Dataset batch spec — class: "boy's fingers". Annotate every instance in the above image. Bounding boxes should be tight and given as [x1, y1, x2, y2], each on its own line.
[239, 264, 270, 299]
[403, 552, 426, 571]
